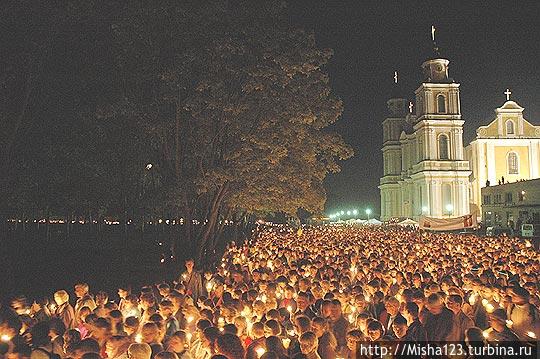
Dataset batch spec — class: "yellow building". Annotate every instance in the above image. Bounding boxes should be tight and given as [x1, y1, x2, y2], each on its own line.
[465, 98, 540, 217]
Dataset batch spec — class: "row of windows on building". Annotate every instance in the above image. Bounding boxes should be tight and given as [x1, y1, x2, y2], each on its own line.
[483, 190, 526, 205]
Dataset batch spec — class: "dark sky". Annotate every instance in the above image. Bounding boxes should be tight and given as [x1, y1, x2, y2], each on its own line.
[287, 0, 540, 217]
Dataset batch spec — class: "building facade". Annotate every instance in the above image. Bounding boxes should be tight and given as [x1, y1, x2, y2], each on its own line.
[380, 56, 540, 222]
[481, 178, 540, 228]
[465, 101, 540, 216]
[379, 57, 471, 221]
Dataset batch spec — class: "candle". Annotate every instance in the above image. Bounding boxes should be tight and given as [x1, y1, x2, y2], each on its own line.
[468, 293, 477, 306]
[135, 333, 143, 343]
[482, 330, 489, 339]
[187, 315, 195, 323]
[526, 331, 536, 339]
[505, 320, 513, 328]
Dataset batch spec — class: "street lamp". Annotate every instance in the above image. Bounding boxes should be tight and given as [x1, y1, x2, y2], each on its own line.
[366, 208, 372, 220]
[445, 204, 453, 217]
[340, 211, 345, 215]
[353, 209, 358, 216]
[421, 206, 428, 214]
[347, 210, 351, 216]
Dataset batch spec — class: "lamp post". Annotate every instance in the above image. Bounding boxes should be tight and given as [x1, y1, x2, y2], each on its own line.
[366, 208, 372, 221]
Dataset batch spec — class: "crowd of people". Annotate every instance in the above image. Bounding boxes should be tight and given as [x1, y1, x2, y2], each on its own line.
[1, 225, 539, 359]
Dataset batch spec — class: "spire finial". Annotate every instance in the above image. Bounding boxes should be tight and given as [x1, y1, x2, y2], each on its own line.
[394, 71, 398, 84]
[431, 25, 440, 57]
[504, 88, 512, 101]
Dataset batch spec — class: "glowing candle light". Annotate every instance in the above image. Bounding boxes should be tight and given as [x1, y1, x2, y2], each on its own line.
[256, 347, 266, 358]
[206, 282, 213, 292]
[468, 293, 477, 306]
[482, 330, 489, 339]
[526, 331, 536, 339]
[485, 303, 495, 313]
[287, 305, 293, 313]
[481, 299, 488, 307]
[505, 320, 513, 328]
[187, 315, 194, 323]
[282, 338, 291, 349]
[1, 334, 11, 342]
[135, 334, 143, 343]
[186, 332, 192, 342]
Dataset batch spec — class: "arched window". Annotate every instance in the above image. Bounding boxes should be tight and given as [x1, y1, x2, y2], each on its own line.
[506, 120, 515, 135]
[437, 94, 446, 114]
[438, 134, 449, 160]
[508, 152, 519, 174]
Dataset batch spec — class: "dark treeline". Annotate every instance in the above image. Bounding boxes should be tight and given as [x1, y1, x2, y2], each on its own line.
[0, 1, 352, 262]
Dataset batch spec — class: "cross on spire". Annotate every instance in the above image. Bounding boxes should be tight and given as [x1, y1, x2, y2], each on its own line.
[409, 102, 414, 113]
[394, 71, 398, 84]
[504, 88, 512, 101]
[431, 25, 436, 42]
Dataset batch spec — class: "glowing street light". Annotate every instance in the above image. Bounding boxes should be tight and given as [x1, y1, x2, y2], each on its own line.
[353, 209, 358, 216]
[445, 204, 453, 217]
[340, 211, 345, 215]
[366, 208, 372, 220]
[421, 206, 428, 213]
[347, 211, 351, 216]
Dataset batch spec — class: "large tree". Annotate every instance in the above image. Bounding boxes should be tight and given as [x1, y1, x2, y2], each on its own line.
[113, 0, 353, 260]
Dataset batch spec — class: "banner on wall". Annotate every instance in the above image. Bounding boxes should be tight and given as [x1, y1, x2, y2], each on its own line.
[419, 214, 477, 231]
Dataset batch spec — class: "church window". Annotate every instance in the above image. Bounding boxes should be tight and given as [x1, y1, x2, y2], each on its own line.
[438, 134, 449, 160]
[437, 94, 446, 114]
[506, 120, 515, 135]
[507, 152, 519, 174]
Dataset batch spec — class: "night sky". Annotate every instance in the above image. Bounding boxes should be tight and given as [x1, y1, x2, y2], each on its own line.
[288, 1, 540, 217]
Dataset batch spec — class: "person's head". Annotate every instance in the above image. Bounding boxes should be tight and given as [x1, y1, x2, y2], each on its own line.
[294, 316, 311, 336]
[54, 290, 70, 306]
[141, 322, 160, 344]
[299, 332, 318, 355]
[118, 287, 130, 299]
[509, 286, 530, 305]
[127, 343, 152, 359]
[92, 317, 112, 340]
[391, 316, 408, 339]
[384, 297, 400, 316]
[201, 327, 220, 352]
[425, 293, 444, 315]
[73, 338, 100, 359]
[215, 334, 245, 359]
[296, 292, 310, 311]
[81, 353, 101, 359]
[446, 294, 463, 314]
[251, 321, 265, 339]
[264, 320, 281, 337]
[168, 331, 189, 353]
[185, 259, 195, 273]
[75, 283, 90, 298]
[154, 352, 178, 359]
[488, 309, 507, 332]
[401, 302, 419, 323]
[49, 318, 66, 339]
[124, 316, 140, 336]
[310, 317, 328, 338]
[345, 330, 363, 351]
[367, 320, 383, 341]
[159, 300, 174, 318]
[105, 336, 129, 359]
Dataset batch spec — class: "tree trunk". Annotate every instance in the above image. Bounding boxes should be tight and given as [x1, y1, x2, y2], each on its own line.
[196, 184, 228, 263]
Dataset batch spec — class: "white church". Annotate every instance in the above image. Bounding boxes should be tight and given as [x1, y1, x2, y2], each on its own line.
[379, 53, 540, 221]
